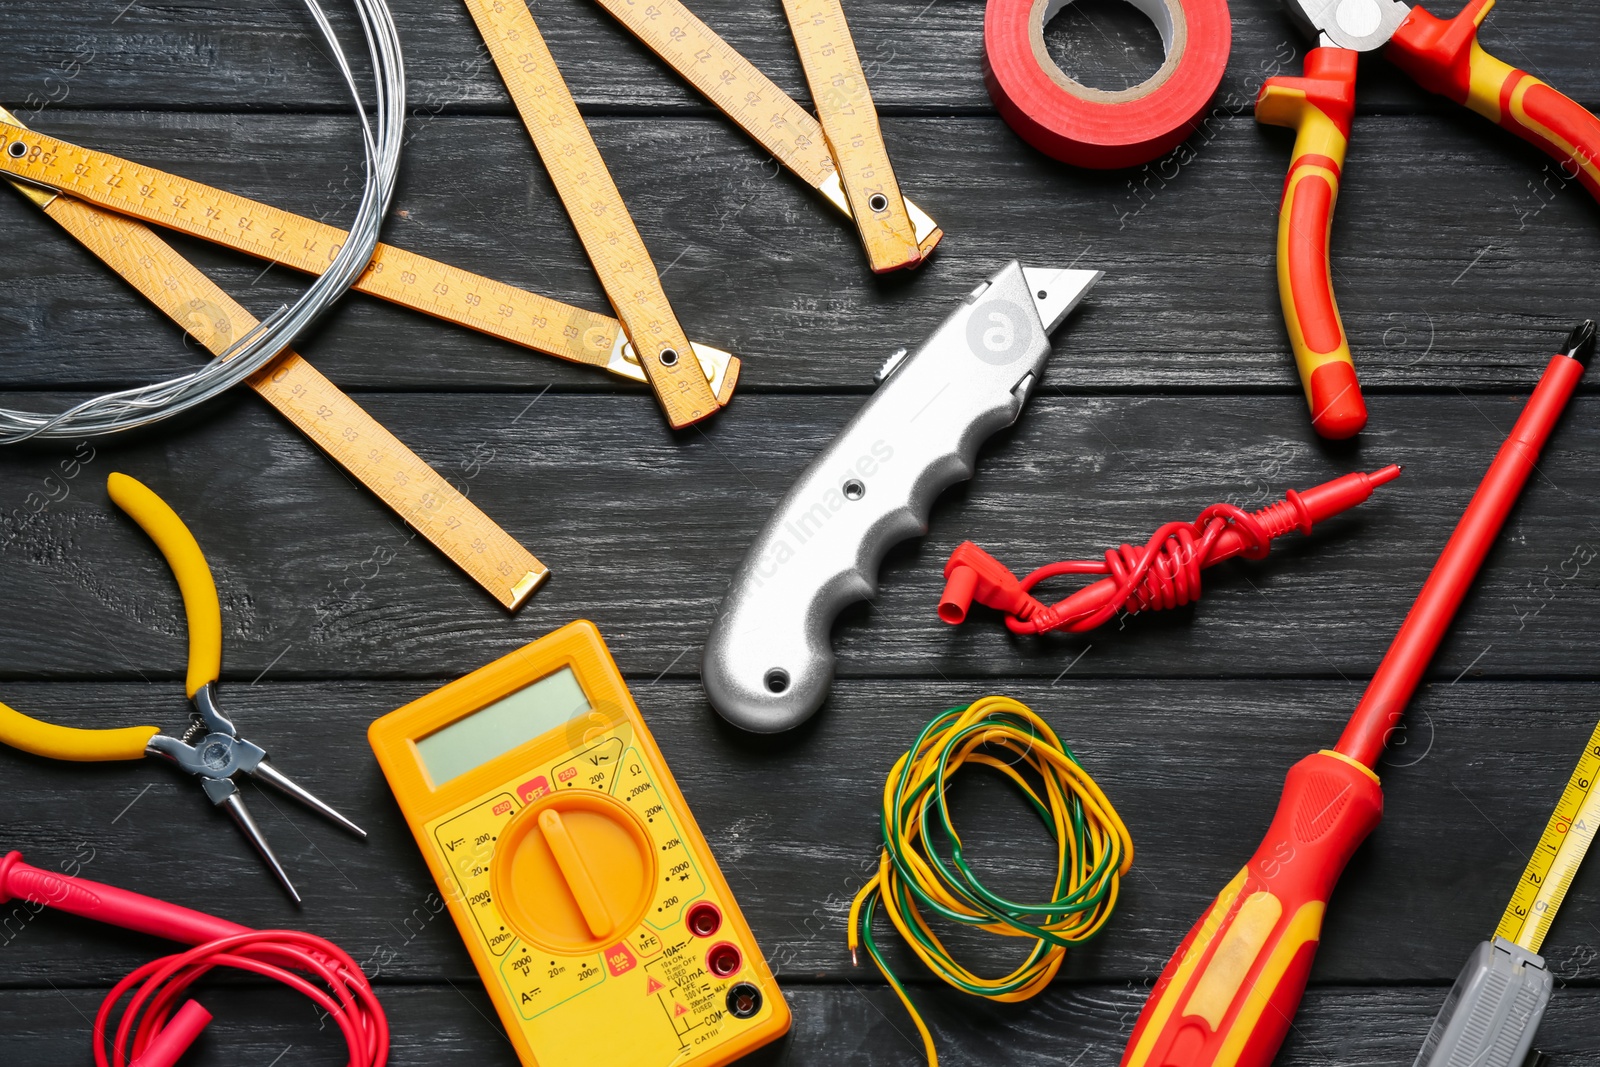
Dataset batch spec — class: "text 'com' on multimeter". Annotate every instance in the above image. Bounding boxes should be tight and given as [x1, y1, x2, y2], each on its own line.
[368, 620, 790, 1067]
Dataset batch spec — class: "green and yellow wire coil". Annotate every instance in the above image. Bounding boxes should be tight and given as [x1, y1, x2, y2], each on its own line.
[847, 695, 1134, 1064]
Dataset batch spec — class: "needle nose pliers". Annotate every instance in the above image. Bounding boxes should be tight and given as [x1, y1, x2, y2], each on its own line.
[0, 473, 364, 902]
[1259, 0, 1600, 439]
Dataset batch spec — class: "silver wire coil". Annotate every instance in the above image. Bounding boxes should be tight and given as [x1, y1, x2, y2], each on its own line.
[0, 0, 406, 443]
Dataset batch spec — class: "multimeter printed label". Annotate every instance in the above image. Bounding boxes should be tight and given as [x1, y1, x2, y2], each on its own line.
[616, 747, 706, 929]
[646, 936, 727, 1048]
[434, 792, 521, 957]
[502, 945, 607, 1018]
[553, 736, 624, 793]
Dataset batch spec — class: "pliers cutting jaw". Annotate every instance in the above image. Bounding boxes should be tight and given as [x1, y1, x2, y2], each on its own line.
[1285, 0, 1411, 52]
[0, 474, 364, 903]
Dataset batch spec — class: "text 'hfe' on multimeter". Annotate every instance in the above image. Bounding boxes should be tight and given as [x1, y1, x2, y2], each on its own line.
[369, 620, 790, 1067]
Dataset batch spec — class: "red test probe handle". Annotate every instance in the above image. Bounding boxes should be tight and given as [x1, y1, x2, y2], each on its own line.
[1338, 346, 1591, 767]
[0, 851, 248, 946]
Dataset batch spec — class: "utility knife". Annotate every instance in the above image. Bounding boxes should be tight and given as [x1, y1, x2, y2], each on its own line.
[702, 260, 1102, 732]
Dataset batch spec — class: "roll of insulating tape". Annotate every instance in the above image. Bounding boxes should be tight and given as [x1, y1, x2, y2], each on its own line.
[983, 0, 1232, 169]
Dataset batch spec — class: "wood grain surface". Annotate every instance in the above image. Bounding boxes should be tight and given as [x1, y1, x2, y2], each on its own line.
[2, 0, 1599, 1063]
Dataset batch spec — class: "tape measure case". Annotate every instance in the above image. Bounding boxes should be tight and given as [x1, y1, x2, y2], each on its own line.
[369, 620, 790, 1067]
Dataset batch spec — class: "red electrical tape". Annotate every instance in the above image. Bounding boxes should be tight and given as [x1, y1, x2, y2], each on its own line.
[983, 0, 1232, 169]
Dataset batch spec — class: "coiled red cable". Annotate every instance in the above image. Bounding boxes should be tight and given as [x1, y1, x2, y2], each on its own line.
[1012, 504, 1271, 634]
[0, 851, 387, 1067]
[97, 929, 387, 1067]
[938, 467, 1402, 637]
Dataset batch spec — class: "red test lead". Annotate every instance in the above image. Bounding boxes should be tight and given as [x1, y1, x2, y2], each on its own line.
[940, 465, 1402, 635]
[1120, 320, 1595, 1067]
[0, 851, 389, 1067]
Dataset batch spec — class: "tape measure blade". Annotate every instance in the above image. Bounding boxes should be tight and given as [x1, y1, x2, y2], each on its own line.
[462, 0, 723, 428]
[0, 119, 740, 405]
[1495, 718, 1600, 952]
[781, 0, 923, 272]
[38, 192, 549, 610]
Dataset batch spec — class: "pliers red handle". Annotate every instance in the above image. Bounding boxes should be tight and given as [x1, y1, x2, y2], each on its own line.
[1260, 0, 1600, 439]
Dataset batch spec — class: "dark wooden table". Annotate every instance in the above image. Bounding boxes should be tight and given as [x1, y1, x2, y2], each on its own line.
[4, 0, 1600, 1062]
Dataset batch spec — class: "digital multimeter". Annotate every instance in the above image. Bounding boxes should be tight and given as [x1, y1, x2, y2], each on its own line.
[368, 620, 790, 1067]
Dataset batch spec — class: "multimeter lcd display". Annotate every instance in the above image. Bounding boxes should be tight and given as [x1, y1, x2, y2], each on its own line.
[415, 667, 590, 786]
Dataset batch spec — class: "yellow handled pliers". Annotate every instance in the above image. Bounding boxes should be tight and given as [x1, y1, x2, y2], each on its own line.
[0, 473, 364, 902]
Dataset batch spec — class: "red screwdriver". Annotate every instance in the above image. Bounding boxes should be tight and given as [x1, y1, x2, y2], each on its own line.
[1120, 320, 1595, 1067]
[939, 465, 1402, 634]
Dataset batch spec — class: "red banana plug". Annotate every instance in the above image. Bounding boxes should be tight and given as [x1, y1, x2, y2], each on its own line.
[940, 465, 1402, 634]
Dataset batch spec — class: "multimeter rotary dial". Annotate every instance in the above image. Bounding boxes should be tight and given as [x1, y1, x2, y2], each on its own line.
[491, 790, 658, 955]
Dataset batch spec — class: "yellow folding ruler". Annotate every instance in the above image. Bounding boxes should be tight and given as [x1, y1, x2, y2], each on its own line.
[0, 119, 738, 426]
[1, 109, 547, 610]
[1495, 716, 1600, 953]
[586, 0, 942, 271]
[463, 0, 722, 428]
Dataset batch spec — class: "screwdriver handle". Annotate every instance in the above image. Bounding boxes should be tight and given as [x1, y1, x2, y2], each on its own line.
[1121, 751, 1383, 1067]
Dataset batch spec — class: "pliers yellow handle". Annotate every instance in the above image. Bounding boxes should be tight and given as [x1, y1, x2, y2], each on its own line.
[0, 473, 219, 761]
[0, 473, 362, 902]
[108, 471, 222, 698]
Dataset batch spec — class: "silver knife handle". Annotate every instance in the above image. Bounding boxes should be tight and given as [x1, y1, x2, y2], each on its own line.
[702, 261, 1101, 733]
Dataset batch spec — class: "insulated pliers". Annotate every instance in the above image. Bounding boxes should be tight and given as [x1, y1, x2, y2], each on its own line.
[1258, 0, 1600, 439]
[0, 473, 364, 902]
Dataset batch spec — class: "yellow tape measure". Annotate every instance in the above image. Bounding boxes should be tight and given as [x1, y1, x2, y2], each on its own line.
[463, 0, 722, 429]
[2, 112, 547, 610]
[781, 0, 921, 273]
[0, 119, 737, 417]
[1495, 717, 1600, 953]
[587, 0, 942, 262]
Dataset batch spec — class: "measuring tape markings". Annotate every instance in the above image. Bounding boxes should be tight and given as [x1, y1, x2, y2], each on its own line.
[29, 189, 549, 609]
[585, 0, 941, 257]
[0, 119, 737, 407]
[781, 0, 921, 273]
[1495, 717, 1600, 953]
[983, 0, 1231, 169]
[464, 0, 722, 429]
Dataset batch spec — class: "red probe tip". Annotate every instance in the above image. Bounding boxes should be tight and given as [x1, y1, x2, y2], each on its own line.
[1368, 463, 1402, 486]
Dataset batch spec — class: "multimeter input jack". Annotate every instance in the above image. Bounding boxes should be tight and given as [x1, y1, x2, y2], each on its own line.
[707, 942, 743, 979]
[726, 982, 763, 1020]
[687, 902, 723, 938]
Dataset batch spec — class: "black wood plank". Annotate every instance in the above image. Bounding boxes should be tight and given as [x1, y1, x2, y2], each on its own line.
[4, 975, 1600, 1063]
[2, 679, 1598, 986]
[0, 393, 1596, 682]
[3, 0, 1598, 115]
[2, 109, 1596, 395]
